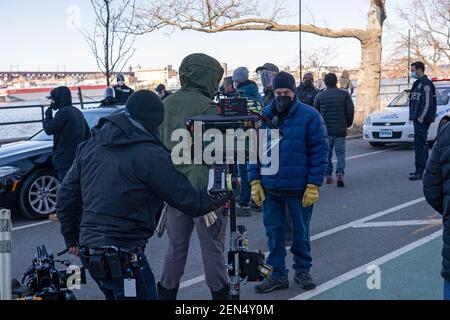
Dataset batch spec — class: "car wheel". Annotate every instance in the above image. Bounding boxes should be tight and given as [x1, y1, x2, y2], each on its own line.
[369, 142, 386, 147]
[19, 169, 60, 220]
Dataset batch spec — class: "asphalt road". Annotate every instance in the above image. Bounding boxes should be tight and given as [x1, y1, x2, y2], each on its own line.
[8, 138, 444, 300]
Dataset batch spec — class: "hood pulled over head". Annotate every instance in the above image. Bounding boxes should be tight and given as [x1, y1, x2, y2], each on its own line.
[179, 53, 224, 99]
[49, 86, 72, 109]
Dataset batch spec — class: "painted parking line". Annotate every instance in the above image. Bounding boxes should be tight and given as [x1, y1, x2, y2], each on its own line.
[12, 220, 52, 231]
[177, 197, 427, 290]
[290, 230, 443, 300]
[352, 219, 442, 228]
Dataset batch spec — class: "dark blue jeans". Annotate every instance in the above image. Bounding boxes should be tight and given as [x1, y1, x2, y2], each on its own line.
[413, 121, 430, 175]
[444, 279, 450, 301]
[263, 193, 313, 279]
[92, 254, 158, 300]
[238, 164, 251, 206]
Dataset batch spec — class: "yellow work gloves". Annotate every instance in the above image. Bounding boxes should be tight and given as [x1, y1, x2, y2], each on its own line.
[302, 184, 320, 207]
[251, 180, 265, 207]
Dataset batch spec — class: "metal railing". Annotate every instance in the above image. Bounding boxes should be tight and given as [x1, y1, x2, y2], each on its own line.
[0, 100, 102, 145]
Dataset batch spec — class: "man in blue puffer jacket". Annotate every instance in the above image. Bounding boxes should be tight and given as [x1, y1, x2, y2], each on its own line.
[248, 72, 329, 293]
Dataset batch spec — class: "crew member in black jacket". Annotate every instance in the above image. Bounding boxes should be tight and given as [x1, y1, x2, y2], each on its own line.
[44, 86, 91, 182]
[423, 122, 450, 300]
[57, 90, 226, 300]
[113, 73, 134, 105]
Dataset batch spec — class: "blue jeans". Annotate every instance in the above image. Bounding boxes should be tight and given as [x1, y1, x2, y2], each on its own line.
[263, 193, 313, 279]
[238, 164, 251, 206]
[413, 121, 430, 175]
[92, 254, 158, 300]
[327, 136, 346, 176]
[444, 279, 450, 301]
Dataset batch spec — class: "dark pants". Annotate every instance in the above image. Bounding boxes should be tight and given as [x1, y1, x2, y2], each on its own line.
[160, 206, 228, 293]
[58, 168, 69, 183]
[238, 164, 251, 206]
[413, 121, 430, 175]
[263, 193, 313, 279]
[92, 253, 158, 300]
[445, 279, 450, 301]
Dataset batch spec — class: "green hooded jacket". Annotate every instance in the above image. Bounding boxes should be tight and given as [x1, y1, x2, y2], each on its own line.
[160, 53, 224, 188]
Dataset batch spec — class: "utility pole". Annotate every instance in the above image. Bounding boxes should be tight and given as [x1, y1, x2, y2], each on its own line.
[299, 0, 302, 81]
[407, 29, 411, 85]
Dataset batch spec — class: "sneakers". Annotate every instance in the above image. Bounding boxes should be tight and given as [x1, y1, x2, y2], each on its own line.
[236, 205, 251, 217]
[48, 213, 58, 222]
[337, 175, 345, 188]
[294, 272, 316, 291]
[325, 176, 333, 184]
[255, 277, 289, 293]
[409, 173, 423, 181]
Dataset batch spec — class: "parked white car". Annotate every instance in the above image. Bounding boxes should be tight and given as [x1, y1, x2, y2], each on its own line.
[363, 79, 450, 147]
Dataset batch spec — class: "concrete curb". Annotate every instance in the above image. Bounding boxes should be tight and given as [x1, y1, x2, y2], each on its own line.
[347, 134, 363, 140]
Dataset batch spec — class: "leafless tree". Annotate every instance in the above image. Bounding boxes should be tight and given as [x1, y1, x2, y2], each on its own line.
[80, 0, 137, 85]
[389, 0, 449, 76]
[305, 45, 338, 70]
[133, 0, 387, 128]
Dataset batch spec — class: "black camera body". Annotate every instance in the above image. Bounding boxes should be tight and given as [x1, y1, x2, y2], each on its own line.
[13, 246, 86, 300]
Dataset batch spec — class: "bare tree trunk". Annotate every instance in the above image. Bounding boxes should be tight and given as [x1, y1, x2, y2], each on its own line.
[355, 33, 382, 129]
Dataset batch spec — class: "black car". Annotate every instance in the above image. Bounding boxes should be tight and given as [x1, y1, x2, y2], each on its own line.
[0, 107, 124, 220]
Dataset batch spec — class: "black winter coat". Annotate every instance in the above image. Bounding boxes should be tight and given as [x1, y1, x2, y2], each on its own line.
[423, 122, 450, 282]
[409, 76, 437, 125]
[43, 87, 91, 170]
[314, 87, 355, 137]
[113, 85, 134, 104]
[296, 84, 319, 107]
[57, 113, 225, 249]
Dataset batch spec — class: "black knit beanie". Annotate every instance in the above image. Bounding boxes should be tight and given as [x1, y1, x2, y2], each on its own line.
[126, 90, 164, 135]
[272, 71, 296, 94]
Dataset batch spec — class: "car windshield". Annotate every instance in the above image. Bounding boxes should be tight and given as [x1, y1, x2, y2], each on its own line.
[31, 108, 124, 141]
[389, 87, 450, 107]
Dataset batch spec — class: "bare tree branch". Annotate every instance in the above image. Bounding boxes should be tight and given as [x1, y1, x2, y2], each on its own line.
[80, 0, 137, 85]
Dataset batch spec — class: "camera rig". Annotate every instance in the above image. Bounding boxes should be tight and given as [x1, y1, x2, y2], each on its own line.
[188, 92, 275, 300]
[12, 246, 86, 300]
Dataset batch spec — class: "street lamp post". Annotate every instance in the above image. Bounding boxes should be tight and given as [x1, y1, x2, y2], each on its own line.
[299, 0, 302, 80]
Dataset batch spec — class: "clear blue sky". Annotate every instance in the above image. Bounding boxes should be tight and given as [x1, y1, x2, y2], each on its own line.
[0, 0, 410, 72]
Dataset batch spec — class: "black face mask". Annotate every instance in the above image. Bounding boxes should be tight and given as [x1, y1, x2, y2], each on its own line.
[304, 80, 313, 88]
[275, 96, 293, 114]
[50, 100, 58, 110]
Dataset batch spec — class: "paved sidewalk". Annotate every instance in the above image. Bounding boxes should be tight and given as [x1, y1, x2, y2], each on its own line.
[312, 237, 444, 300]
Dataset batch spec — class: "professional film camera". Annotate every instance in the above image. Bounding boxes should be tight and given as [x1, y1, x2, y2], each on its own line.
[12, 246, 86, 300]
[187, 92, 278, 300]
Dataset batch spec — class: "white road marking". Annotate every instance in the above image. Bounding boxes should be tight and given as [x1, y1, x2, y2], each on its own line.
[290, 230, 443, 300]
[12, 220, 52, 231]
[331, 145, 407, 163]
[177, 197, 427, 290]
[352, 219, 442, 228]
[311, 197, 425, 241]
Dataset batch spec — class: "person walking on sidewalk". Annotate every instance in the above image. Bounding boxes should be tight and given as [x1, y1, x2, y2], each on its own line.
[314, 73, 354, 187]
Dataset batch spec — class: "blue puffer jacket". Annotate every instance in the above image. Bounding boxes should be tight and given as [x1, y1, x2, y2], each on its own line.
[248, 98, 329, 193]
